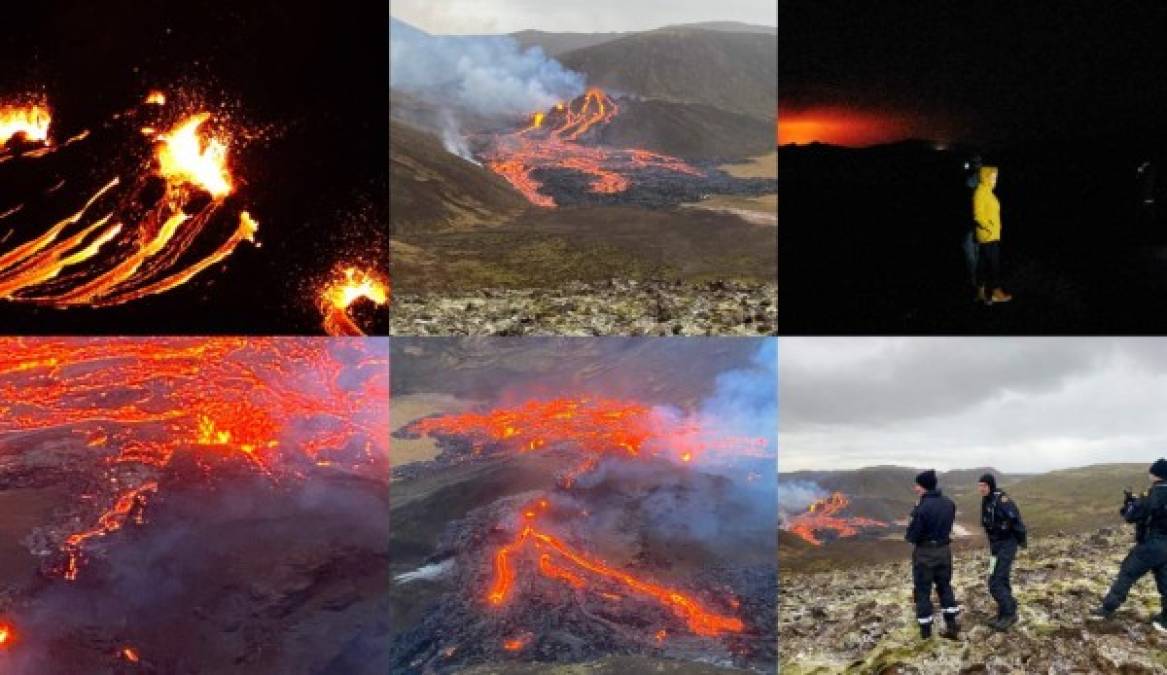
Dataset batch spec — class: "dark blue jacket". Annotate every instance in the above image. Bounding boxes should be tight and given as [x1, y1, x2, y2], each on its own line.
[906, 490, 957, 546]
[982, 490, 1027, 546]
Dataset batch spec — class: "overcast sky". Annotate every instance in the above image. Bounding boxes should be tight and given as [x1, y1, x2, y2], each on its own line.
[390, 0, 776, 35]
[781, 338, 1167, 473]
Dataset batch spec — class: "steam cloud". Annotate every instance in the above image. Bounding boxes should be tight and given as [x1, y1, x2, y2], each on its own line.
[779, 480, 828, 523]
[390, 18, 586, 159]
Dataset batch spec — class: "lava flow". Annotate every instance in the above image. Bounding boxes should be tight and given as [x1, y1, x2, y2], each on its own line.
[408, 396, 768, 475]
[481, 87, 703, 207]
[784, 492, 888, 546]
[408, 396, 765, 647]
[0, 92, 259, 307]
[0, 337, 389, 581]
[488, 498, 745, 638]
[319, 266, 390, 336]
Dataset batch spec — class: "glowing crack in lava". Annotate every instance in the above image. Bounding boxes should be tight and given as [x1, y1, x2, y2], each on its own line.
[0, 102, 51, 147]
[482, 87, 703, 207]
[0, 92, 259, 307]
[319, 266, 390, 337]
[0, 338, 388, 581]
[0, 622, 12, 649]
[783, 492, 888, 546]
[409, 396, 766, 645]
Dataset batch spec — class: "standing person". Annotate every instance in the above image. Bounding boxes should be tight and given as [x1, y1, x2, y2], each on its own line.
[1091, 458, 1167, 632]
[906, 469, 961, 638]
[962, 156, 983, 299]
[973, 166, 1013, 304]
[978, 473, 1027, 631]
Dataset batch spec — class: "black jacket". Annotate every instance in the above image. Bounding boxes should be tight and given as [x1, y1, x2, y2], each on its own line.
[1123, 481, 1167, 539]
[906, 490, 957, 546]
[981, 490, 1027, 547]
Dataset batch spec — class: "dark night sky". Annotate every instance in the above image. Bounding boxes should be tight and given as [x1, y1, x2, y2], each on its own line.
[780, 0, 1167, 146]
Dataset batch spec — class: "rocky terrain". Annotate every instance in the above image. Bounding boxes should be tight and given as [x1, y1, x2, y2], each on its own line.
[391, 280, 776, 336]
[781, 528, 1167, 674]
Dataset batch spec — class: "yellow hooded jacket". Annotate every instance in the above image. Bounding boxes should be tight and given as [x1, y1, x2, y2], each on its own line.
[973, 166, 1001, 243]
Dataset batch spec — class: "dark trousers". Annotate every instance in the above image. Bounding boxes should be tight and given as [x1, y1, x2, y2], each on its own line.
[988, 538, 1018, 618]
[1103, 536, 1167, 614]
[962, 230, 979, 288]
[913, 545, 959, 623]
[977, 241, 1001, 289]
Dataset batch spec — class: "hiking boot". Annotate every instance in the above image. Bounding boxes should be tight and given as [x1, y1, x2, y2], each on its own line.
[1089, 606, 1114, 621]
[919, 621, 933, 639]
[1153, 615, 1167, 633]
[993, 614, 1018, 631]
[976, 286, 988, 304]
[940, 620, 960, 639]
[991, 288, 1013, 303]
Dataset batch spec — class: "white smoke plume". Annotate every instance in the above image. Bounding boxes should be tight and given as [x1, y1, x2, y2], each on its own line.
[779, 479, 828, 523]
[438, 109, 479, 165]
[390, 18, 586, 118]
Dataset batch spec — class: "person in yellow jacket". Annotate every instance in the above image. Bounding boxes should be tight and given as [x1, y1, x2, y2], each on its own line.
[973, 166, 1013, 304]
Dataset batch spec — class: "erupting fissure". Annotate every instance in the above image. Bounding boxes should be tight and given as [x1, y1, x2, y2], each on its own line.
[0, 338, 388, 582]
[410, 396, 763, 647]
[481, 87, 703, 207]
[0, 92, 258, 307]
[784, 492, 888, 546]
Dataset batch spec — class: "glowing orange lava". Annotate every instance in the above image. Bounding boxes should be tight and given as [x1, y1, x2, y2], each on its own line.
[0, 622, 12, 649]
[0, 338, 388, 581]
[320, 266, 389, 336]
[156, 113, 232, 198]
[0, 94, 259, 308]
[484, 87, 702, 207]
[779, 107, 912, 147]
[0, 102, 51, 147]
[121, 646, 140, 662]
[784, 492, 887, 546]
[488, 499, 744, 637]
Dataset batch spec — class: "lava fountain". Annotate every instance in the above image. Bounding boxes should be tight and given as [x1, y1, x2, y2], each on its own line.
[319, 266, 390, 336]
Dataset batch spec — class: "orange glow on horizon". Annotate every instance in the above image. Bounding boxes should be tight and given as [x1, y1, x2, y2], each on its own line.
[779, 107, 918, 147]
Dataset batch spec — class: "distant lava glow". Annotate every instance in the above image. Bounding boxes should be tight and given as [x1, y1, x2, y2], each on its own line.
[779, 107, 915, 147]
[0, 338, 389, 581]
[783, 492, 888, 546]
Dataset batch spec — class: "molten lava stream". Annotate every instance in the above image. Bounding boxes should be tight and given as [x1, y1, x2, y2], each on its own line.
[0, 102, 51, 149]
[784, 492, 888, 545]
[487, 500, 744, 638]
[481, 87, 703, 207]
[0, 94, 261, 307]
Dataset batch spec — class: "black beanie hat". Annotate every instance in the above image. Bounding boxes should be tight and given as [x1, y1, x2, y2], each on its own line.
[1151, 458, 1167, 480]
[916, 469, 937, 491]
[978, 473, 997, 491]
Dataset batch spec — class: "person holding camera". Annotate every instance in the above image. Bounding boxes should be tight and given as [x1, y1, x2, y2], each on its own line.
[1091, 458, 1167, 632]
[978, 472, 1026, 631]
